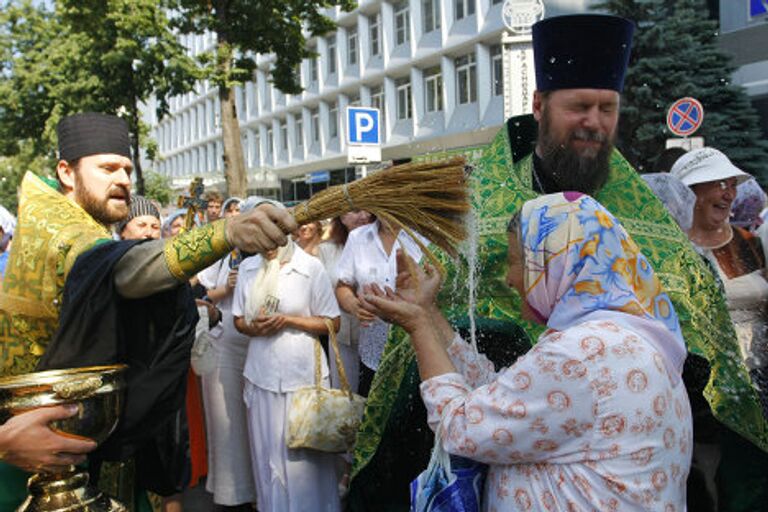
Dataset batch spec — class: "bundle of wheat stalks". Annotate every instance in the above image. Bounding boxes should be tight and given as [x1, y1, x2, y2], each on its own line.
[292, 157, 470, 266]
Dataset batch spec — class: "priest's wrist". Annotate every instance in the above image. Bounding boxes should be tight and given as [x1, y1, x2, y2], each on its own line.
[164, 219, 231, 281]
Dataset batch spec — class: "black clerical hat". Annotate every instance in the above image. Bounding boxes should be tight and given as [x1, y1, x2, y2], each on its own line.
[532, 14, 634, 92]
[57, 112, 132, 162]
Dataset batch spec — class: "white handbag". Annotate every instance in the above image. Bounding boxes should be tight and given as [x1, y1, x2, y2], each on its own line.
[286, 318, 366, 453]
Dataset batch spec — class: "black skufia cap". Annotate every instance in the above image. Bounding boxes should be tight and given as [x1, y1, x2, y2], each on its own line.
[532, 14, 635, 92]
[57, 112, 132, 162]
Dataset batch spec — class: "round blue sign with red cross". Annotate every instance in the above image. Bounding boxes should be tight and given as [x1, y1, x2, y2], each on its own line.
[666, 97, 704, 137]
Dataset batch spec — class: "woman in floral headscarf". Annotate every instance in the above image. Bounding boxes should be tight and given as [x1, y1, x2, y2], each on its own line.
[362, 192, 692, 510]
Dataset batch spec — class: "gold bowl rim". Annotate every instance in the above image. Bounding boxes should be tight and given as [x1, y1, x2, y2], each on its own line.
[0, 364, 128, 389]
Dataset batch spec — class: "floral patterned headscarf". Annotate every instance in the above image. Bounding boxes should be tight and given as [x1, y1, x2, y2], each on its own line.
[517, 192, 687, 383]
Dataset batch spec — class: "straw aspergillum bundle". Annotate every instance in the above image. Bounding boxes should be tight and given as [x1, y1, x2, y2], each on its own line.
[292, 157, 470, 268]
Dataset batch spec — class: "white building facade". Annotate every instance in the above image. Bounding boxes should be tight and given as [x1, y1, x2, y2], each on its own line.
[146, 0, 593, 201]
[718, 0, 768, 141]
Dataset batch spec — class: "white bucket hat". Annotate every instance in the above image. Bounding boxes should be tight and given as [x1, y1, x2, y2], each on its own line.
[670, 147, 751, 187]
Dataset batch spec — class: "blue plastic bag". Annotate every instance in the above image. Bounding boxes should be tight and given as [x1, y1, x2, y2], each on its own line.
[410, 432, 487, 512]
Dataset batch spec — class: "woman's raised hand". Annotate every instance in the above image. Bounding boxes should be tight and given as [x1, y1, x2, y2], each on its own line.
[393, 250, 442, 308]
[360, 250, 442, 333]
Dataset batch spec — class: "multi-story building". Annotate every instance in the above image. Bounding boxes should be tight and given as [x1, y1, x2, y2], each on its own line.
[145, 0, 593, 201]
[718, 1, 768, 138]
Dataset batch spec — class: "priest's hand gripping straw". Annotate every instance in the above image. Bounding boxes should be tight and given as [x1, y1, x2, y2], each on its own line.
[292, 157, 471, 272]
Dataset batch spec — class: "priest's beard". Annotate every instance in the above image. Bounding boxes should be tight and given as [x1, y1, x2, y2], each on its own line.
[74, 170, 130, 225]
[538, 110, 614, 195]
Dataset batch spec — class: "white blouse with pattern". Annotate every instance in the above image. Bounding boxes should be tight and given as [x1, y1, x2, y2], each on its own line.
[420, 320, 693, 512]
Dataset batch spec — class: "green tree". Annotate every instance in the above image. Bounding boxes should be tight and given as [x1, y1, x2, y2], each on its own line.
[166, 0, 354, 197]
[143, 170, 173, 206]
[597, 0, 768, 180]
[0, 0, 199, 194]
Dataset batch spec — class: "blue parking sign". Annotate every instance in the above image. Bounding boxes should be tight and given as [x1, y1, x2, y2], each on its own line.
[347, 107, 380, 145]
[751, 0, 768, 18]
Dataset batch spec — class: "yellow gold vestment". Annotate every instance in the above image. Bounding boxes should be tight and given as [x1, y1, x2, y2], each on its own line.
[0, 172, 110, 376]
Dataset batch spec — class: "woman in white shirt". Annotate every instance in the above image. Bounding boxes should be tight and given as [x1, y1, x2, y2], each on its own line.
[316, 210, 374, 391]
[335, 219, 424, 396]
[196, 195, 254, 510]
[233, 239, 341, 512]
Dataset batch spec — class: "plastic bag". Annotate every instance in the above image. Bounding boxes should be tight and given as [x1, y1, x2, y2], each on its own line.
[410, 431, 487, 512]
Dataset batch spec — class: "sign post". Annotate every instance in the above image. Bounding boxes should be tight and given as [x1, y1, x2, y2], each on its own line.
[346, 107, 381, 165]
[500, 0, 545, 119]
[666, 97, 705, 150]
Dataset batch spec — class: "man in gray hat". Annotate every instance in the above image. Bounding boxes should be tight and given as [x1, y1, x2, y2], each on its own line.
[0, 112, 297, 507]
[118, 195, 162, 240]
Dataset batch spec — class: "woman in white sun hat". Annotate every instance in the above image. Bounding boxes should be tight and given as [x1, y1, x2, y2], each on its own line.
[671, 147, 768, 412]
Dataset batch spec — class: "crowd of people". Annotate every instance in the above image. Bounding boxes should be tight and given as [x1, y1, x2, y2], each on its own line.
[0, 11, 766, 512]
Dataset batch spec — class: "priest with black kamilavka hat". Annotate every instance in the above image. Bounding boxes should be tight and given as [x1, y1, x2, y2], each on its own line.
[347, 14, 768, 512]
[0, 112, 298, 509]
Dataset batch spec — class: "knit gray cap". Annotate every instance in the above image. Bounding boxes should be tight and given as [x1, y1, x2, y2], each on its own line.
[117, 195, 161, 233]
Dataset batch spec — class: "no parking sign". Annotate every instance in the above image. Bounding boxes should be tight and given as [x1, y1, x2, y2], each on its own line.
[666, 97, 704, 137]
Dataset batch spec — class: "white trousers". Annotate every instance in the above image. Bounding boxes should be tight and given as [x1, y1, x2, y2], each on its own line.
[243, 382, 341, 512]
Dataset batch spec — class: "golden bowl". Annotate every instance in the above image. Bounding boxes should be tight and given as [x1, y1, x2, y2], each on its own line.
[0, 365, 126, 444]
[0, 365, 127, 512]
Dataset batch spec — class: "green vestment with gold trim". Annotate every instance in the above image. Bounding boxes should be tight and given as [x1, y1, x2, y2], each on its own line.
[348, 117, 768, 509]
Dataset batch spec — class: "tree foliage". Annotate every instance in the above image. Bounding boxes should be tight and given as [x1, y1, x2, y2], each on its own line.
[167, 0, 354, 93]
[0, 0, 199, 195]
[165, 0, 355, 197]
[143, 170, 173, 206]
[597, 0, 768, 181]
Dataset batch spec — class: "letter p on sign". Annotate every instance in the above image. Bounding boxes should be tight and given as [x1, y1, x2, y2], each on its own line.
[347, 107, 380, 145]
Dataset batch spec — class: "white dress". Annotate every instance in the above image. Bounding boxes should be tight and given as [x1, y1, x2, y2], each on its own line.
[199, 253, 257, 505]
[233, 247, 342, 512]
[421, 321, 693, 512]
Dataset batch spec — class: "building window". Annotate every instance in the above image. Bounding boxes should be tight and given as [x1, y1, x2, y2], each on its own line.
[311, 109, 320, 142]
[310, 57, 318, 83]
[424, 66, 443, 112]
[396, 77, 412, 120]
[295, 118, 303, 148]
[422, 0, 441, 33]
[348, 94, 361, 107]
[327, 35, 337, 75]
[456, 53, 477, 104]
[455, 0, 475, 20]
[267, 127, 274, 157]
[370, 85, 385, 132]
[369, 14, 381, 57]
[491, 44, 503, 96]
[394, 1, 410, 46]
[329, 103, 339, 139]
[280, 121, 288, 151]
[347, 26, 358, 66]
[492, 0, 503, 4]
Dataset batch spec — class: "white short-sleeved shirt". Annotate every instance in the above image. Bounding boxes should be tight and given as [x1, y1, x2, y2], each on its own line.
[335, 221, 424, 370]
[232, 246, 340, 392]
[198, 258, 226, 290]
[201, 253, 252, 370]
